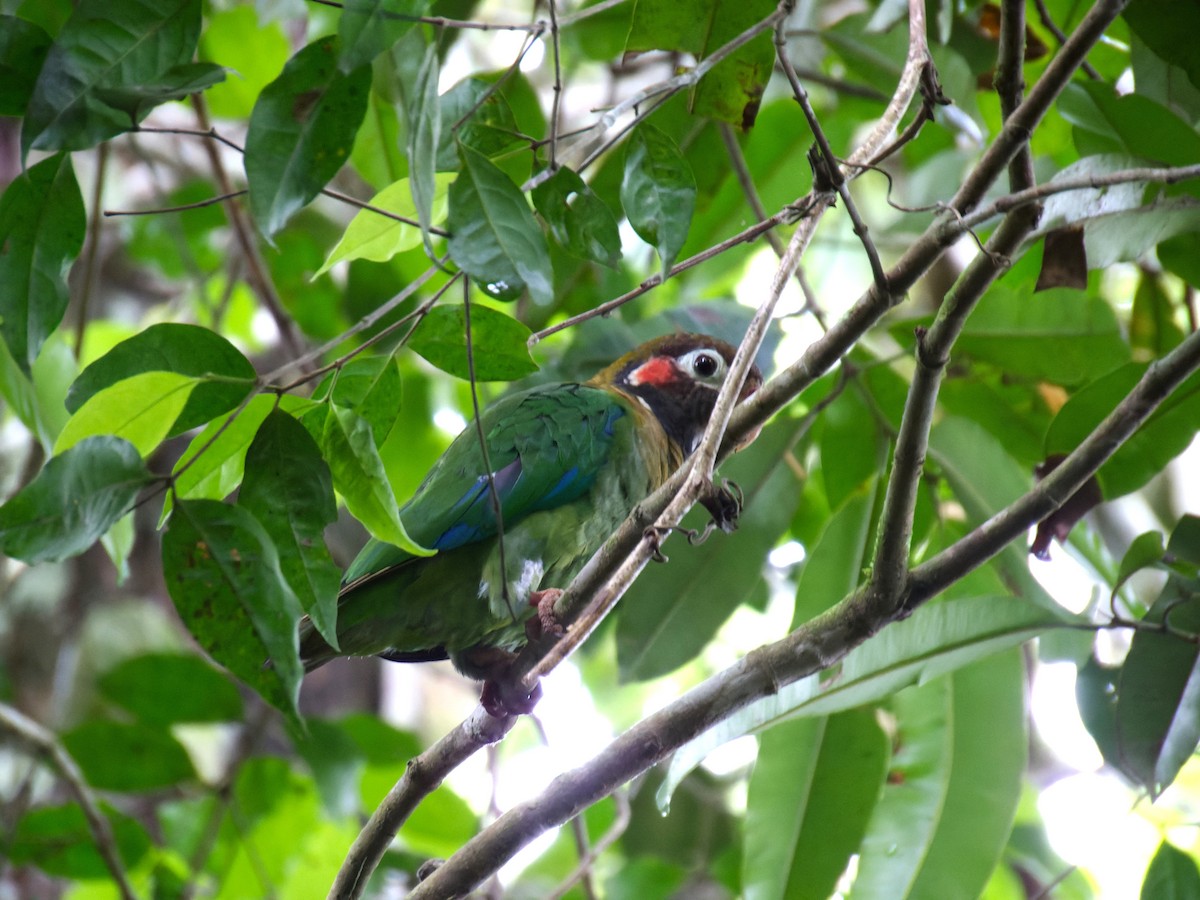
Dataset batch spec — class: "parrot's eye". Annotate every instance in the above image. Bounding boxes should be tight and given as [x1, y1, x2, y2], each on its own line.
[679, 348, 725, 381]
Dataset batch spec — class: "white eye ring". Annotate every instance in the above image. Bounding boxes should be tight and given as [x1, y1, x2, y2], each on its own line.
[678, 348, 726, 381]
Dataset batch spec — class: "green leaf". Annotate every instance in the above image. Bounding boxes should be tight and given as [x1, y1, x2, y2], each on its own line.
[198, 5, 291, 119]
[744, 709, 888, 900]
[164, 394, 281, 521]
[398, 34, 440, 253]
[617, 420, 803, 681]
[435, 75, 525, 171]
[162, 499, 303, 717]
[319, 404, 432, 556]
[660, 596, 1066, 807]
[0, 152, 85, 373]
[532, 166, 622, 268]
[338, 0, 429, 73]
[22, 0, 207, 154]
[245, 35, 372, 239]
[240, 410, 342, 651]
[317, 172, 454, 274]
[621, 124, 696, 279]
[98, 653, 244, 725]
[7, 803, 151, 879]
[1058, 84, 1200, 197]
[1045, 364, 1200, 499]
[1125, 0, 1200, 91]
[91, 61, 225, 122]
[951, 286, 1129, 387]
[310, 355, 403, 447]
[448, 142, 555, 304]
[408, 305, 537, 381]
[929, 417, 1060, 609]
[853, 651, 1026, 899]
[55, 371, 200, 457]
[625, 0, 776, 126]
[1141, 840, 1200, 900]
[0, 436, 150, 564]
[1131, 272, 1186, 360]
[67, 323, 257, 436]
[1116, 530, 1167, 592]
[62, 720, 197, 791]
[0, 15, 51, 116]
[1116, 566, 1200, 797]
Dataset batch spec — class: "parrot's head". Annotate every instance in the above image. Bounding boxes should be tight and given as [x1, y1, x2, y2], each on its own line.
[591, 333, 764, 456]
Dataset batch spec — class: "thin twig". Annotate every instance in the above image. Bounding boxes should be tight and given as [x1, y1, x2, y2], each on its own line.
[190, 95, 307, 361]
[1032, 0, 1101, 80]
[0, 703, 139, 900]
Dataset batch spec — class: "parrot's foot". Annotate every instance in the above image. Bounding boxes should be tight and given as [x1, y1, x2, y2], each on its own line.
[481, 676, 543, 718]
[525, 588, 566, 641]
[701, 479, 744, 533]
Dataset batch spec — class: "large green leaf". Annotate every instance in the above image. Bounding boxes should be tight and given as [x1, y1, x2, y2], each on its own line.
[532, 166, 623, 269]
[743, 709, 888, 900]
[55, 371, 199, 457]
[447, 143, 554, 304]
[625, 0, 776, 126]
[66, 323, 257, 436]
[398, 34, 440, 254]
[1059, 82, 1200, 183]
[1114, 520, 1200, 797]
[852, 651, 1026, 899]
[98, 653, 244, 725]
[21, 0, 211, 154]
[197, 5, 290, 119]
[0, 436, 150, 564]
[1045, 364, 1200, 499]
[0, 15, 51, 116]
[408, 305, 537, 381]
[621, 124, 696, 279]
[245, 35, 372, 239]
[164, 394, 281, 520]
[929, 417, 1060, 608]
[1140, 840, 1200, 900]
[7, 803, 151, 879]
[239, 410, 342, 651]
[952, 286, 1129, 387]
[436, 75, 526, 172]
[61, 720, 197, 791]
[161, 499, 303, 717]
[308, 355, 404, 448]
[617, 420, 804, 681]
[318, 404, 431, 556]
[317, 173, 454, 274]
[0, 153, 85, 373]
[338, 0, 429, 73]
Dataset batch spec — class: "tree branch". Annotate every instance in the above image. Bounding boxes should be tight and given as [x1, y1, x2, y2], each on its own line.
[0, 703, 139, 900]
[410, 322, 1200, 900]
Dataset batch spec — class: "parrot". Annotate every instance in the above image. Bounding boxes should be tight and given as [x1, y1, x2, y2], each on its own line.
[299, 332, 764, 715]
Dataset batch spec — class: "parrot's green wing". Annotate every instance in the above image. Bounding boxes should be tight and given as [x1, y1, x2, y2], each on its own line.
[342, 382, 628, 589]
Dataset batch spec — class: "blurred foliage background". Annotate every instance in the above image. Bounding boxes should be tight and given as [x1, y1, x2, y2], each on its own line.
[2, 0, 1200, 897]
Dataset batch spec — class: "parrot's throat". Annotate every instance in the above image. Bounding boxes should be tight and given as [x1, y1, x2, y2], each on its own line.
[627, 381, 717, 458]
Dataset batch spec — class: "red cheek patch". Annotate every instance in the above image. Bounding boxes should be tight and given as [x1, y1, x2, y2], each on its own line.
[628, 357, 678, 386]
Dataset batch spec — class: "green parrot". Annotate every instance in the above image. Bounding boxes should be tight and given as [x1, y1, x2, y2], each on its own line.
[299, 332, 763, 715]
